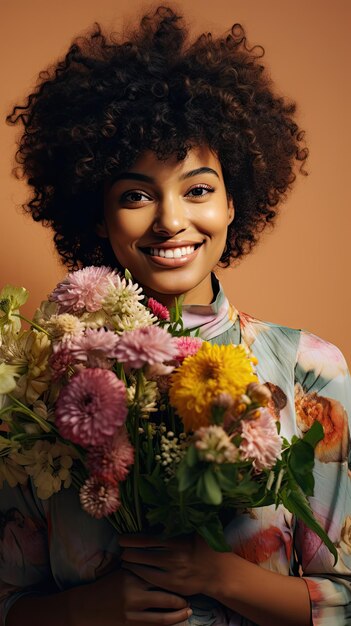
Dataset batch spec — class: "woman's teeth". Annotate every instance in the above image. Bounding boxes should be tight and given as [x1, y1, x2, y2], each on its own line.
[149, 245, 196, 258]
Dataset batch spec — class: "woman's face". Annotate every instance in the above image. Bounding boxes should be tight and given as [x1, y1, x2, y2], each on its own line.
[100, 145, 234, 306]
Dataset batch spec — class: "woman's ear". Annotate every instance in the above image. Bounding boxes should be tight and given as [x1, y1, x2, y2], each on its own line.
[96, 221, 109, 239]
[227, 196, 235, 225]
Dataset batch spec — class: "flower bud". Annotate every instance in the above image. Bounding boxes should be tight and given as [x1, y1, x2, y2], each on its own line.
[246, 382, 272, 406]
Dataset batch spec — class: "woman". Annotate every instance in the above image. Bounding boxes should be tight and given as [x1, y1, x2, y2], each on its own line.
[2, 6, 351, 626]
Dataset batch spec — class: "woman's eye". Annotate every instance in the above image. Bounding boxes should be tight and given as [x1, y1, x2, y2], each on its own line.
[186, 185, 214, 198]
[122, 191, 151, 203]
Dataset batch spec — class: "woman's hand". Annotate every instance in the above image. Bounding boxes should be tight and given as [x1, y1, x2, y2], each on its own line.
[121, 569, 192, 625]
[77, 567, 192, 625]
[6, 568, 192, 626]
[119, 533, 222, 598]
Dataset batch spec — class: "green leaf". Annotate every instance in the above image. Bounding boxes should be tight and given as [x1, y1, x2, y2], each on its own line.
[170, 296, 184, 324]
[185, 444, 198, 468]
[302, 420, 324, 447]
[124, 268, 133, 281]
[197, 517, 231, 552]
[188, 507, 209, 525]
[281, 483, 338, 564]
[146, 505, 173, 526]
[202, 469, 222, 505]
[288, 440, 315, 496]
[177, 464, 198, 492]
[138, 475, 167, 505]
[216, 464, 238, 491]
[196, 474, 205, 500]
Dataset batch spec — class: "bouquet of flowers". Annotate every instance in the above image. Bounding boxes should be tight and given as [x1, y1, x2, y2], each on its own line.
[0, 266, 336, 561]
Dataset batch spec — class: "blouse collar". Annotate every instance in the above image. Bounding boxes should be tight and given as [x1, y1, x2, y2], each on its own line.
[181, 274, 239, 341]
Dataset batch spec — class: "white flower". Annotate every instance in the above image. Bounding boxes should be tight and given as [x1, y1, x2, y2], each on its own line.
[32, 300, 59, 327]
[127, 379, 159, 417]
[111, 306, 156, 333]
[195, 425, 239, 464]
[101, 276, 156, 333]
[80, 310, 111, 329]
[102, 275, 144, 316]
[0, 363, 20, 394]
[160, 431, 187, 479]
[43, 314, 85, 340]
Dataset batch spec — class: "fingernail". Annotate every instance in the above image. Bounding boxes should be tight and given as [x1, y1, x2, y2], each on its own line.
[187, 608, 193, 617]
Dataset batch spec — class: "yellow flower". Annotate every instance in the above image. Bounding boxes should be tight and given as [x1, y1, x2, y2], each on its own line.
[169, 342, 258, 431]
[1, 330, 52, 403]
[0, 454, 28, 488]
[13, 440, 77, 499]
[0, 363, 20, 394]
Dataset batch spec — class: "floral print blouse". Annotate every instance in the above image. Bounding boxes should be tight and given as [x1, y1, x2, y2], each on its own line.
[0, 278, 350, 625]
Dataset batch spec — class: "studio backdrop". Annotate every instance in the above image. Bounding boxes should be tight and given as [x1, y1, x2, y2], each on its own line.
[1, 0, 350, 364]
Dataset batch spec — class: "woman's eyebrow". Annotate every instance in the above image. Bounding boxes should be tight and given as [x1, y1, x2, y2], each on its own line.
[180, 167, 220, 180]
[110, 167, 220, 185]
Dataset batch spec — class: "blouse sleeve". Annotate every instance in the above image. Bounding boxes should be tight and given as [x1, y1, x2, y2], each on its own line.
[0, 480, 55, 625]
[294, 330, 351, 626]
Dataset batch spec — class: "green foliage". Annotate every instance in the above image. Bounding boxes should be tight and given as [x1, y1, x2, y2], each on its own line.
[281, 483, 337, 564]
[197, 516, 231, 552]
[122, 418, 337, 563]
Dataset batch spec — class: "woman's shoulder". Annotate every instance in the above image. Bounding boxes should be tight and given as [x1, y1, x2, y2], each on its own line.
[238, 309, 302, 356]
[238, 309, 349, 385]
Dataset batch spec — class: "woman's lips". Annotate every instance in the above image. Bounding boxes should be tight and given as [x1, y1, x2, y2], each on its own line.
[141, 243, 203, 267]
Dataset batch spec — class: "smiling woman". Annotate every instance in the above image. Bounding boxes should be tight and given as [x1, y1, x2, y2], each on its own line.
[100, 147, 234, 307]
[2, 5, 351, 626]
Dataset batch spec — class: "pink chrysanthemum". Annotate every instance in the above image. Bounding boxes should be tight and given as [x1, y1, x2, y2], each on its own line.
[49, 341, 76, 381]
[114, 326, 178, 369]
[147, 298, 170, 321]
[69, 328, 119, 368]
[55, 368, 127, 447]
[87, 427, 134, 484]
[49, 266, 117, 314]
[80, 476, 120, 518]
[239, 408, 282, 471]
[175, 336, 203, 362]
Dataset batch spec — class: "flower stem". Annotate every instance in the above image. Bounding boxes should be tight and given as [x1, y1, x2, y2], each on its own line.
[133, 413, 142, 529]
[6, 395, 86, 465]
[147, 423, 153, 474]
[133, 373, 144, 530]
[7, 396, 53, 433]
[170, 407, 176, 434]
[0, 404, 17, 418]
[12, 313, 50, 336]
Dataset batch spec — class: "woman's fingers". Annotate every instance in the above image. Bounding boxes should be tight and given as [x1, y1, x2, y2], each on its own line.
[122, 562, 166, 588]
[122, 547, 169, 568]
[123, 570, 187, 611]
[126, 606, 191, 625]
[142, 589, 188, 611]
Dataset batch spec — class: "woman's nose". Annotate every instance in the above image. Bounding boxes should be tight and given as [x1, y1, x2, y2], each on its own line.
[152, 196, 188, 236]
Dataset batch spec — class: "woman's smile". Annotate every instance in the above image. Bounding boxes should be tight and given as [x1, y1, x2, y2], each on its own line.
[140, 240, 204, 266]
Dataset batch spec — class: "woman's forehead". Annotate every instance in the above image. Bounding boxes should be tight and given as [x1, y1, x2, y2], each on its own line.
[121, 146, 222, 178]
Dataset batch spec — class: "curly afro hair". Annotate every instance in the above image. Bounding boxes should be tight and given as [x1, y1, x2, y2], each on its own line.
[7, 5, 307, 270]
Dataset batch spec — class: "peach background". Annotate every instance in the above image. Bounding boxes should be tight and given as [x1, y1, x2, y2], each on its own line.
[1, 0, 350, 365]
